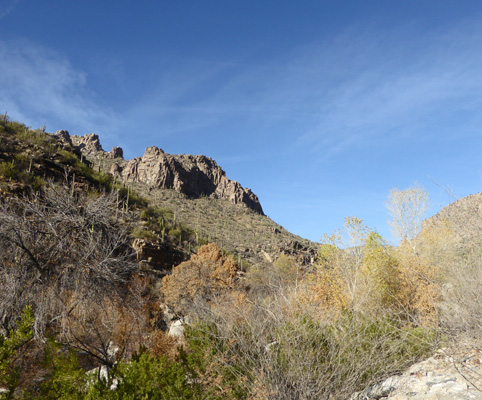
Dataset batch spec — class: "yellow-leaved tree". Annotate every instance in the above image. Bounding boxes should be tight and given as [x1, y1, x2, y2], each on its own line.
[386, 182, 429, 254]
[307, 217, 374, 316]
[386, 183, 444, 326]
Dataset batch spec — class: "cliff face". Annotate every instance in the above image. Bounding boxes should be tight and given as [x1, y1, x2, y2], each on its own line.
[119, 146, 264, 214]
[61, 131, 264, 215]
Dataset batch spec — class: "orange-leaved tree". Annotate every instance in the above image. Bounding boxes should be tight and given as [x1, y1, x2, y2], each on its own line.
[161, 243, 239, 315]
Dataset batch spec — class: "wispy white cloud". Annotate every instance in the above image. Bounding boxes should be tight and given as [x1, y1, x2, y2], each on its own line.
[3, 16, 481, 167]
[126, 18, 482, 163]
[0, 39, 119, 142]
[289, 23, 482, 157]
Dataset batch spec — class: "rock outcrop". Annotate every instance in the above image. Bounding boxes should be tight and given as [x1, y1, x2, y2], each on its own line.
[70, 133, 104, 156]
[351, 342, 482, 400]
[132, 238, 184, 275]
[56, 130, 122, 160]
[120, 146, 263, 214]
[57, 130, 264, 214]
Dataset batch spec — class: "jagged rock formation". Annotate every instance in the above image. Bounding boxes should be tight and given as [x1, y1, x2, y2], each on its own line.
[121, 146, 263, 214]
[51, 129, 317, 267]
[62, 131, 123, 159]
[58, 131, 264, 214]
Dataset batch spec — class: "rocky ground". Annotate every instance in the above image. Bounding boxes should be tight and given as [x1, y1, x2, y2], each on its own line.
[352, 339, 482, 400]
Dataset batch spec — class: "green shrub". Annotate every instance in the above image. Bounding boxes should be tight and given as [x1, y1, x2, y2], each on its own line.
[140, 207, 174, 222]
[0, 161, 16, 179]
[14, 127, 55, 150]
[132, 226, 158, 241]
[0, 159, 45, 190]
[40, 340, 88, 400]
[0, 306, 34, 399]
[56, 149, 79, 164]
[105, 348, 205, 399]
[37, 343, 225, 399]
[0, 119, 29, 137]
[112, 184, 148, 209]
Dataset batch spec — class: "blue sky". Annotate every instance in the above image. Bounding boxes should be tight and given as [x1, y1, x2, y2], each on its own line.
[1, 0, 482, 243]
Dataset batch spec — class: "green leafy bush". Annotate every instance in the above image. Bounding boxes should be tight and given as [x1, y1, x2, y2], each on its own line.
[40, 340, 88, 400]
[37, 343, 225, 399]
[0, 158, 45, 189]
[0, 306, 34, 399]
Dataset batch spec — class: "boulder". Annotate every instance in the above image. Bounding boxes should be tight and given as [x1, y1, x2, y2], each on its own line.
[351, 344, 482, 400]
[168, 320, 185, 339]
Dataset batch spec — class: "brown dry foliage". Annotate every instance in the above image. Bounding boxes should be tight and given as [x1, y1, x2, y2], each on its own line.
[60, 273, 162, 367]
[161, 243, 239, 314]
[298, 269, 347, 319]
[149, 329, 179, 361]
[393, 243, 441, 326]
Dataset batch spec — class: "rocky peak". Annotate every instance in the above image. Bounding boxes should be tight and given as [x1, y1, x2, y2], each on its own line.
[121, 146, 264, 214]
[111, 146, 124, 159]
[63, 132, 264, 215]
[70, 133, 103, 156]
[55, 130, 73, 146]
[55, 130, 124, 159]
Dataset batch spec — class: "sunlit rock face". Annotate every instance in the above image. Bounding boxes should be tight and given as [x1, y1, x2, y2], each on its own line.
[64, 132, 264, 215]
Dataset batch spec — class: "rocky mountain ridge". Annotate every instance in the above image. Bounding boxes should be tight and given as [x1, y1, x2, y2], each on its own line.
[54, 129, 317, 268]
[57, 130, 263, 214]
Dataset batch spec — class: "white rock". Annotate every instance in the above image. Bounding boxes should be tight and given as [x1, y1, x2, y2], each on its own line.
[168, 319, 185, 338]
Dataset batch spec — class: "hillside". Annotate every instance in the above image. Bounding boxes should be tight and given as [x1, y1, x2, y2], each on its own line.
[61, 129, 318, 268]
[2, 118, 482, 399]
[0, 121, 318, 270]
[421, 192, 482, 254]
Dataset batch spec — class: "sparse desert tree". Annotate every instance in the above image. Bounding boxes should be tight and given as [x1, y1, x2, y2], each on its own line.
[315, 217, 372, 313]
[0, 184, 137, 343]
[386, 182, 429, 253]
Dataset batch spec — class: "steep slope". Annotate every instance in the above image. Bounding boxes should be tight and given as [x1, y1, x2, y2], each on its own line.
[420, 192, 482, 254]
[61, 131, 263, 214]
[58, 129, 318, 267]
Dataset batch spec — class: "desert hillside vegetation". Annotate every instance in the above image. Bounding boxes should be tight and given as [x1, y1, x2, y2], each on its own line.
[0, 117, 481, 399]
